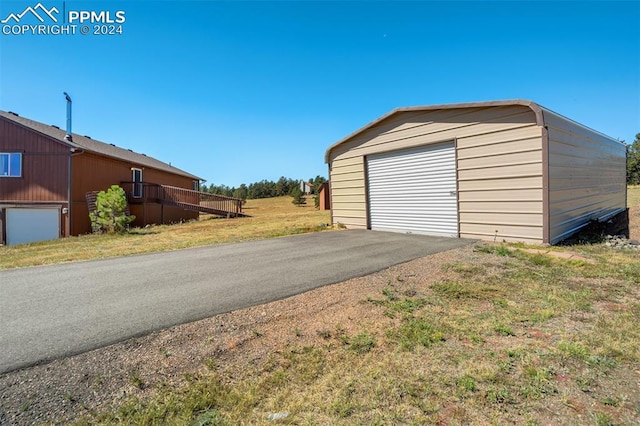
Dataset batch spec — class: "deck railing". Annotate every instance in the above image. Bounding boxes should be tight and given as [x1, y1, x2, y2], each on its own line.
[120, 182, 163, 203]
[120, 182, 244, 216]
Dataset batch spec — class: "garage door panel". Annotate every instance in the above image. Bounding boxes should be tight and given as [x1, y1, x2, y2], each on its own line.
[368, 163, 455, 177]
[369, 173, 456, 185]
[7, 208, 60, 245]
[367, 142, 458, 237]
[370, 201, 457, 209]
[369, 186, 455, 195]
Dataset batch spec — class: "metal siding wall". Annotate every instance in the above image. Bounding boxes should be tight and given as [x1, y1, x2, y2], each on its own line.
[328, 106, 545, 242]
[367, 143, 458, 237]
[457, 125, 544, 243]
[545, 110, 627, 244]
[329, 156, 367, 228]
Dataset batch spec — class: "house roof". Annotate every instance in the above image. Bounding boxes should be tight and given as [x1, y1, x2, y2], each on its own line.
[324, 99, 619, 163]
[0, 110, 201, 180]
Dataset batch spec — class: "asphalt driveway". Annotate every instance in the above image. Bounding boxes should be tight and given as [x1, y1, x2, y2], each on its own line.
[0, 230, 472, 374]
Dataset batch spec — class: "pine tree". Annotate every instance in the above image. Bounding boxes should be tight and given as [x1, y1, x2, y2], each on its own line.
[89, 185, 135, 233]
[627, 133, 640, 185]
[290, 186, 306, 206]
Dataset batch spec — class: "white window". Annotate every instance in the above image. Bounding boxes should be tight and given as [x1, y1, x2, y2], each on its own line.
[0, 153, 22, 177]
[132, 168, 143, 198]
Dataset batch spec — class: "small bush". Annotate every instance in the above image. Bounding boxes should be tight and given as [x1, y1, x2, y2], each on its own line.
[89, 185, 135, 234]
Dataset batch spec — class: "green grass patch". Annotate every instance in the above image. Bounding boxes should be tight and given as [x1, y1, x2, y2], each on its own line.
[347, 333, 377, 354]
[386, 317, 446, 350]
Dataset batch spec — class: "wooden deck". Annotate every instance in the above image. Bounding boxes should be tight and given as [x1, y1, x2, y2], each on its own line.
[120, 182, 248, 218]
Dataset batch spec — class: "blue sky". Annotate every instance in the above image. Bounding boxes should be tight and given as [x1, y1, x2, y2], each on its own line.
[1, 1, 638, 187]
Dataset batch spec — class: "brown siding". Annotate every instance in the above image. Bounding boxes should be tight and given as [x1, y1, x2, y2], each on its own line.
[0, 117, 69, 202]
[0, 117, 71, 242]
[71, 153, 197, 235]
[318, 182, 331, 210]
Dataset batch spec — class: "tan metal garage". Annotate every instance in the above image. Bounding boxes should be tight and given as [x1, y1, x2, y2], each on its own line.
[325, 100, 627, 244]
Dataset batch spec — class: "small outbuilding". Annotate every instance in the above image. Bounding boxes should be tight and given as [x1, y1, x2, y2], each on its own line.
[325, 100, 626, 244]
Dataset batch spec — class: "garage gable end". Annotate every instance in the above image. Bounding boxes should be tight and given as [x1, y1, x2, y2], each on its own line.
[326, 100, 544, 163]
[328, 102, 545, 242]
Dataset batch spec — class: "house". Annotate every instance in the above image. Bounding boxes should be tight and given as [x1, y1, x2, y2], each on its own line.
[324, 100, 627, 244]
[300, 180, 314, 195]
[0, 110, 242, 246]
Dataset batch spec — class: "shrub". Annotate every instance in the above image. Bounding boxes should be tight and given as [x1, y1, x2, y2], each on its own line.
[89, 185, 136, 234]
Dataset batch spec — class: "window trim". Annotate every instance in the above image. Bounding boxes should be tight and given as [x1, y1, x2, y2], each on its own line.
[0, 152, 22, 178]
[132, 168, 143, 198]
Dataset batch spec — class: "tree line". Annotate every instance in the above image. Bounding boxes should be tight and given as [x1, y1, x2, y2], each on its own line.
[201, 175, 327, 200]
[200, 134, 639, 197]
[627, 133, 640, 185]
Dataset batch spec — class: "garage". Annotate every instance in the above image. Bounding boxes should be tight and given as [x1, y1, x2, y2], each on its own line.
[367, 142, 458, 237]
[6, 208, 60, 245]
[325, 100, 627, 244]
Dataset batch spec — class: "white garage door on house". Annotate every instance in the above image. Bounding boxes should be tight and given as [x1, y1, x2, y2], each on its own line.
[6, 208, 60, 245]
[366, 142, 458, 237]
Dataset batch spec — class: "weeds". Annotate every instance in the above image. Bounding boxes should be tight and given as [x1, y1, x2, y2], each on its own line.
[348, 333, 376, 354]
[316, 329, 331, 339]
[387, 317, 445, 350]
[494, 323, 515, 336]
[129, 372, 145, 389]
[456, 375, 477, 392]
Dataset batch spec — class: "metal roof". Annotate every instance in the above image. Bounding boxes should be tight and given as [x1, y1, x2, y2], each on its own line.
[324, 99, 620, 163]
[0, 110, 201, 180]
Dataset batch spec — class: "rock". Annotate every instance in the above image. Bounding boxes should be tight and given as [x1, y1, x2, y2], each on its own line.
[604, 235, 640, 250]
[267, 412, 289, 421]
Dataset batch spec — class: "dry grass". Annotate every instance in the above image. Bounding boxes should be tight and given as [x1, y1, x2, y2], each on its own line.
[0, 196, 330, 270]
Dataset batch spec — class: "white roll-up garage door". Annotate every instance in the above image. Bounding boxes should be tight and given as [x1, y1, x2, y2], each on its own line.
[366, 142, 458, 237]
[6, 208, 60, 245]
